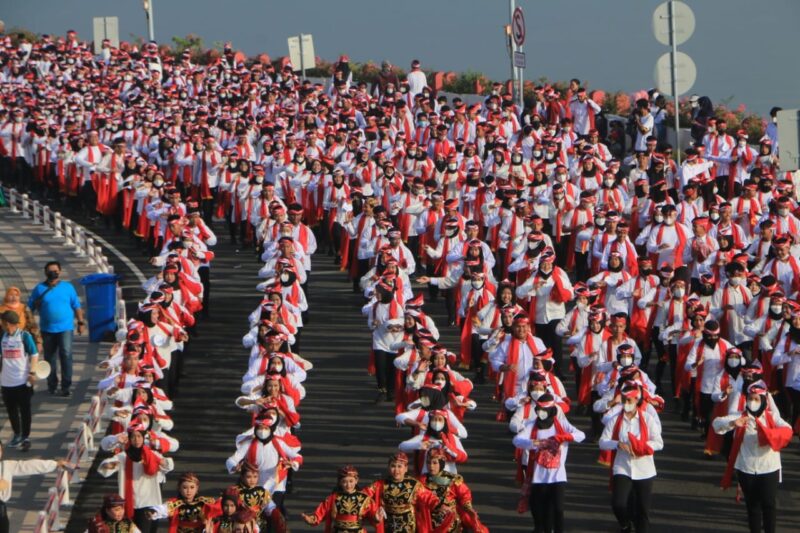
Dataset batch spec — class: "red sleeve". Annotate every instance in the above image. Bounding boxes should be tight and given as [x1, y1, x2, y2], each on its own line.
[311, 494, 335, 526]
[756, 421, 793, 451]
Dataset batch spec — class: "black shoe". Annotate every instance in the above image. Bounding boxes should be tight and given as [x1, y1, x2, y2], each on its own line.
[60, 389, 71, 398]
[375, 390, 386, 404]
[20, 439, 31, 452]
[48, 389, 57, 395]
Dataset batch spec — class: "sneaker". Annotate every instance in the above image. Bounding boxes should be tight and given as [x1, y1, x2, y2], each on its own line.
[7, 435, 22, 448]
[20, 439, 31, 452]
[60, 389, 71, 398]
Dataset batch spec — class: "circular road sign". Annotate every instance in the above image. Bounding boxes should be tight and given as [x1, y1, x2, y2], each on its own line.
[654, 51, 697, 97]
[512, 7, 526, 47]
[653, 1, 695, 46]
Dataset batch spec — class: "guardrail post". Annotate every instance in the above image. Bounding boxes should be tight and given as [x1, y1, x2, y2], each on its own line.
[8, 188, 19, 213]
[47, 486, 61, 531]
[42, 205, 52, 230]
[59, 455, 72, 507]
[83, 421, 95, 455]
[32, 200, 42, 224]
[85, 237, 96, 265]
[53, 211, 63, 238]
[36, 510, 48, 533]
[73, 228, 86, 258]
[21, 194, 30, 218]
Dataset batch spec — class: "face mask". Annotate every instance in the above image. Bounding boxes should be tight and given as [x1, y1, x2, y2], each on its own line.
[46, 270, 60, 281]
[254, 176, 264, 184]
[530, 390, 544, 400]
[536, 410, 549, 421]
[778, 208, 789, 217]
[710, 213, 720, 222]
[556, 173, 567, 182]
[471, 280, 484, 290]
[672, 288, 685, 298]
[653, 214, 664, 224]
[623, 402, 637, 413]
[727, 358, 741, 368]
[533, 150, 542, 158]
[729, 277, 742, 287]
[447, 163, 457, 171]
[619, 357, 633, 367]
[255, 428, 271, 440]
[430, 420, 444, 431]
[434, 379, 446, 387]
[747, 399, 761, 413]
[738, 141, 747, 148]
[604, 179, 615, 188]
[595, 217, 606, 227]
[771, 304, 784, 314]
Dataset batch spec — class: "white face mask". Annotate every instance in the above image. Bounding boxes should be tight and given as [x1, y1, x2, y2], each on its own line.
[536, 410, 549, 420]
[672, 288, 685, 298]
[710, 213, 720, 222]
[254, 176, 264, 184]
[434, 379, 446, 387]
[530, 390, 544, 400]
[747, 399, 761, 412]
[653, 214, 664, 224]
[471, 280, 484, 290]
[729, 277, 743, 287]
[533, 150, 542, 158]
[419, 396, 430, 407]
[556, 173, 567, 182]
[619, 357, 633, 367]
[604, 179, 615, 188]
[770, 304, 784, 314]
[430, 420, 444, 431]
[623, 402, 637, 413]
[255, 428, 271, 439]
[447, 163, 457, 171]
[738, 140, 747, 148]
[728, 357, 741, 368]
[778, 208, 789, 217]
[595, 217, 606, 227]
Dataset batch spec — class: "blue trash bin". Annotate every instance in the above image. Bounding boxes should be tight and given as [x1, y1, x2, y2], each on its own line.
[80, 273, 120, 342]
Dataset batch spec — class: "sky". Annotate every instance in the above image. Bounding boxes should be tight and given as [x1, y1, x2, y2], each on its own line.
[5, 0, 799, 115]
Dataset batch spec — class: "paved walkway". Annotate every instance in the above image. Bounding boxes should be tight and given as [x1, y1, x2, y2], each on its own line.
[0, 207, 111, 532]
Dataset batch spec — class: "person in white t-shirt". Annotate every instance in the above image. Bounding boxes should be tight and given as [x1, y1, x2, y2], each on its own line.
[633, 99, 654, 153]
[0, 310, 39, 452]
[406, 60, 427, 97]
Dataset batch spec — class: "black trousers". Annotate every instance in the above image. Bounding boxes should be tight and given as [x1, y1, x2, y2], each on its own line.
[198, 265, 211, 317]
[536, 320, 564, 378]
[0, 501, 8, 533]
[786, 387, 800, 429]
[699, 392, 714, 437]
[738, 469, 779, 533]
[529, 482, 566, 533]
[2, 384, 32, 438]
[373, 350, 395, 393]
[611, 475, 653, 533]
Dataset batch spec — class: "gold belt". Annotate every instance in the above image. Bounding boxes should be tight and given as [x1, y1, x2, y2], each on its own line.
[385, 503, 414, 514]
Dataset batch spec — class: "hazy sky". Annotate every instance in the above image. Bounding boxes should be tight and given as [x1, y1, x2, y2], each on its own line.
[6, 0, 799, 115]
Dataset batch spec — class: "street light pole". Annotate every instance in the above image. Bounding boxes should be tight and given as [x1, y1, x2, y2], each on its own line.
[142, 0, 155, 42]
[507, 0, 517, 104]
[669, 1, 681, 164]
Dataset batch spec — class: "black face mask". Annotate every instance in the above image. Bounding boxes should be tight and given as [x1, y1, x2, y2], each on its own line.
[46, 270, 60, 281]
[790, 325, 800, 344]
[126, 443, 144, 462]
[434, 160, 447, 172]
[699, 285, 715, 296]
[609, 262, 623, 273]
[703, 334, 719, 348]
[640, 269, 652, 277]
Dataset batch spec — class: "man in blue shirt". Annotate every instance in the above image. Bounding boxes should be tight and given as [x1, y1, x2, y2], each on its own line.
[27, 261, 84, 397]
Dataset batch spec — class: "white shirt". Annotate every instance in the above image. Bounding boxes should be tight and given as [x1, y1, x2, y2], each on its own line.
[713, 411, 789, 475]
[512, 418, 586, 484]
[599, 409, 663, 480]
[685, 339, 733, 394]
[634, 114, 654, 152]
[99, 451, 174, 509]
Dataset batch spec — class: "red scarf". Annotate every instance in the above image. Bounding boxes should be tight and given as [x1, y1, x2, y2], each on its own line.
[579, 330, 610, 405]
[502, 335, 538, 399]
[460, 284, 495, 366]
[527, 268, 572, 325]
[694, 340, 729, 412]
[652, 223, 687, 268]
[124, 445, 161, 518]
[601, 407, 650, 478]
[720, 286, 750, 340]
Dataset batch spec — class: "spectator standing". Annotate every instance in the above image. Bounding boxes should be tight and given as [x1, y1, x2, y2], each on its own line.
[27, 261, 84, 397]
[0, 287, 41, 352]
[0, 310, 39, 451]
[406, 59, 427, 97]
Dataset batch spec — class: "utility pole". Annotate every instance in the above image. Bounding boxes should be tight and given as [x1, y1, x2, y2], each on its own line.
[142, 0, 155, 42]
[668, 1, 681, 164]
[505, 22, 515, 104]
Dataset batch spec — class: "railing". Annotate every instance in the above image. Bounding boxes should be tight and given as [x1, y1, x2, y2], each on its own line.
[2, 187, 125, 532]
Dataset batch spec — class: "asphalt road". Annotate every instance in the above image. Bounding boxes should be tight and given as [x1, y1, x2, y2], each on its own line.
[63, 217, 799, 533]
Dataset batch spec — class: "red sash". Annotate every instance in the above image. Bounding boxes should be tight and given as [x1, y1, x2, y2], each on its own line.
[124, 446, 161, 519]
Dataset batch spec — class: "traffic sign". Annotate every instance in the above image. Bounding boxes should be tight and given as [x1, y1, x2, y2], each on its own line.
[513, 51, 526, 69]
[653, 1, 695, 46]
[512, 7, 526, 47]
[654, 51, 696, 96]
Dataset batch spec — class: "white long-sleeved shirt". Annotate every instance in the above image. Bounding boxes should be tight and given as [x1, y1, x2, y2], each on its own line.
[598, 409, 663, 480]
[512, 418, 586, 484]
[713, 411, 790, 475]
[0, 459, 58, 503]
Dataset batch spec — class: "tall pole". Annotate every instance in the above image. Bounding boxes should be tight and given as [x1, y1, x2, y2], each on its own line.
[669, 1, 681, 164]
[299, 34, 306, 79]
[143, 0, 155, 42]
[508, 0, 516, 104]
